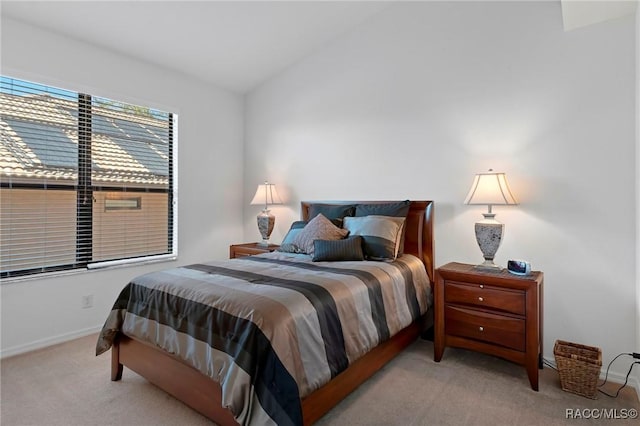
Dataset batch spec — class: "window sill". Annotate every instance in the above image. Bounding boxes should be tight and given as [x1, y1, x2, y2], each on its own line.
[1, 255, 178, 284]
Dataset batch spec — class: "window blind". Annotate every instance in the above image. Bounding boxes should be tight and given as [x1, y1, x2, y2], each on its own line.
[0, 76, 176, 278]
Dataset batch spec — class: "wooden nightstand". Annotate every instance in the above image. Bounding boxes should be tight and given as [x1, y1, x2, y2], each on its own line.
[434, 262, 544, 391]
[229, 242, 280, 259]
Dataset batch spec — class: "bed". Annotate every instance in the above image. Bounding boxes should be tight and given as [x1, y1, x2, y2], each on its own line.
[96, 200, 434, 426]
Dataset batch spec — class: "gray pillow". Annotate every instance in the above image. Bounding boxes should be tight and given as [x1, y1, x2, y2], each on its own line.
[343, 215, 405, 260]
[278, 219, 343, 253]
[278, 243, 304, 254]
[280, 221, 307, 244]
[277, 221, 307, 253]
[312, 236, 364, 262]
[291, 214, 349, 255]
[355, 201, 411, 254]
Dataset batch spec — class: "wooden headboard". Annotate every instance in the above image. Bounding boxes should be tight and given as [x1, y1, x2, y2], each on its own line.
[300, 200, 435, 283]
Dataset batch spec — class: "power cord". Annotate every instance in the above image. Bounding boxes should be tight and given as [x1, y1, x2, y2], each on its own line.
[545, 352, 639, 397]
[543, 358, 557, 371]
[598, 352, 639, 398]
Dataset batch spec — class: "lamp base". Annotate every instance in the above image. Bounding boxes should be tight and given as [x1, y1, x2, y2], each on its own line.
[474, 260, 502, 271]
[257, 239, 272, 247]
[257, 209, 275, 247]
[474, 215, 504, 269]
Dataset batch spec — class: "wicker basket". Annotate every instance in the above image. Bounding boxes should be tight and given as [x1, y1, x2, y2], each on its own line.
[553, 340, 602, 399]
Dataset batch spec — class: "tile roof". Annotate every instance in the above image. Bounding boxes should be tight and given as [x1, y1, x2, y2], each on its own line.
[0, 93, 170, 187]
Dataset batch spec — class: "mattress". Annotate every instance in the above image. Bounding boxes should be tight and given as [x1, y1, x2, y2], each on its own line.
[96, 251, 431, 425]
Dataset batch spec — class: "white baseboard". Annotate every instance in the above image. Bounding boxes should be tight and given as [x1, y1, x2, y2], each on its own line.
[544, 356, 640, 401]
[0, 325, 102, 359]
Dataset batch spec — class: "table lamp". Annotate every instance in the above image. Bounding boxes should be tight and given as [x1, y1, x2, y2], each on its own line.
[250, 182, 282, 246]
[464, 169, 518, 269]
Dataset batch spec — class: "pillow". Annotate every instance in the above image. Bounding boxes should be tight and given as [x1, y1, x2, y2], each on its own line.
[355, 201, 411, 255]
[291, 213, 349, 255]
[278, 221, 307, 253]
[278, 243, 304, 254]
[343, 215, 406, 261]
[355, 200, 411, 218]
[312, 236, 364, 262]
[277, 219, 343, 253]
[308, 204, 356, 221]
[279, 221, 307, 246]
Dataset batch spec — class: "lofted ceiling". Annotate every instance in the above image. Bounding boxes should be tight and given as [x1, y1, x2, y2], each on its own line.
[1, 1, 637, 94]
[1, 1, 391, 93]
[561, 0, 637, 31]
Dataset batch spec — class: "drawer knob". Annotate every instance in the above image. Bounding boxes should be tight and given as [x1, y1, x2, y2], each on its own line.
[479, 326, 484, 332]
[478, 297, 484, 302]
[479, 285, 484, 289]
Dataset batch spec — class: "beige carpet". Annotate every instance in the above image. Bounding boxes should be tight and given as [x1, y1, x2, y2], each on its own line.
[1, 334, 638, 425]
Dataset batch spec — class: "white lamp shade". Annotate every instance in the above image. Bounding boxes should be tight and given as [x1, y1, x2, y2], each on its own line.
[464, 172, 518, 206]
[250, 183, 282, 208]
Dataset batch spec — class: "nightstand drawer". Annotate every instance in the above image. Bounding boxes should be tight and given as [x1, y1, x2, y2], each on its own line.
[445, 305, 525, 351]
[444, 281, 525, 315]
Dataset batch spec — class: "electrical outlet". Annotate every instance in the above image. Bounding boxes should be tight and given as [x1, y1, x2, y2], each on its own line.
[81, 294, 94, 309]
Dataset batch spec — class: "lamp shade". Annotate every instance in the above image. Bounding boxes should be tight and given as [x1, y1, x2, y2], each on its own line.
[250, 182, 282, 208]
[464, 171, 518, 206]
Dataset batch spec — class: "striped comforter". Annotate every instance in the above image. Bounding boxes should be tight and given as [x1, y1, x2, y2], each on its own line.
[96, 251, 431, 426]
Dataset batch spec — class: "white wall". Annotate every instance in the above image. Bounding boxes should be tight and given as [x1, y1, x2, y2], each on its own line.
[245, 1, 637, 384]
[0, 18, 245, 357]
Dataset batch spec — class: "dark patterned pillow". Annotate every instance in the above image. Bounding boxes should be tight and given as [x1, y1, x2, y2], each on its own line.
[308, 204, 356, 221]
[343, 215, 405, 260]
[291, 213, 349, 255]
[312, 236, 364, 262]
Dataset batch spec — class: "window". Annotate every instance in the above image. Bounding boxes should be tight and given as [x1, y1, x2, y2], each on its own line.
[0, 76, 176, 278]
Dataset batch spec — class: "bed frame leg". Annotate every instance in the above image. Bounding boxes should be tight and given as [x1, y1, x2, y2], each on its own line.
[111, 340, 123, 381]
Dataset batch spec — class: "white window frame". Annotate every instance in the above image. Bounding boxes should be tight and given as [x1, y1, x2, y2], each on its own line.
[0, 76, 179, 280]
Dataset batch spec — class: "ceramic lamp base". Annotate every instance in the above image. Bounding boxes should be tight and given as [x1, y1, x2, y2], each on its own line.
[257, 209, 275, 246]
[474, 215, 504, 269]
